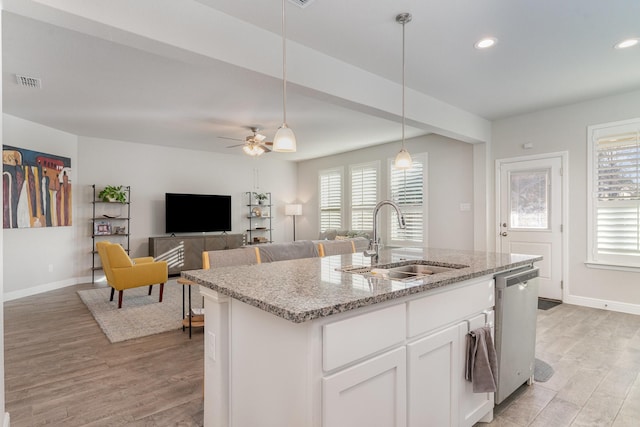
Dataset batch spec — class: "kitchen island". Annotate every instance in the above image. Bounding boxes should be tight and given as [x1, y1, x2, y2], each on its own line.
[183, 247, 541, 427]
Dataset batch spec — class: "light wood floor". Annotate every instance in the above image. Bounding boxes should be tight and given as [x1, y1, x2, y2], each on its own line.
[4, 283, 204, 426]
[5, 284, 640, 426]
[484, 303, 640, 426]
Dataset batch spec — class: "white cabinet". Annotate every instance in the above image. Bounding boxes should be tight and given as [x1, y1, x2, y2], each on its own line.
[323, 347, 407, 427]
[407, 324, 460, 427]
[458, 311, 495, 427]
[201, 275, 496, 427]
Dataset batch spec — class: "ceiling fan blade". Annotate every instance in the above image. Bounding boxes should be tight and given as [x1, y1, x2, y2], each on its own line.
[260, 144, 272, 153]
[254, 133, 266, 142]
[263, 141, 273, 146]
[226, 143, 246, 148]
[218, 136, 244, 142]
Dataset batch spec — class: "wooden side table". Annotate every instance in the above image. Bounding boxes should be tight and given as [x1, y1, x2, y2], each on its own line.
[177, 278, 204, 338]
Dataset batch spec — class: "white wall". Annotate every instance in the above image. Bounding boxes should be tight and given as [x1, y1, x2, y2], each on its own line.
[3, 115, 80, 300]
[297, 134, 475, 250]
[77, 136, 297, 281]
[0, 16, 7, 422]
[492, 88, 640, 311]
[2, 116, 297, 298]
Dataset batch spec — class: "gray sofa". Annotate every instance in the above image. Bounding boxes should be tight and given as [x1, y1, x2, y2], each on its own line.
[317, 229, 371, 252]
[253, 237, 369, 263]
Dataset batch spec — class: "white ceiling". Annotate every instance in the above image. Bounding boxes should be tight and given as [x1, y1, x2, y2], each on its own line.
[3, 0, 640, 161]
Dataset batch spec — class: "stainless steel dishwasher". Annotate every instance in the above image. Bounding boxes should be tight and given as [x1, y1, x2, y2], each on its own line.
[494, 266, 539, 404]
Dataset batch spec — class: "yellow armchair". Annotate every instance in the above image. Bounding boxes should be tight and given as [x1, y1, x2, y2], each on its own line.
[96, 241, 168, 308]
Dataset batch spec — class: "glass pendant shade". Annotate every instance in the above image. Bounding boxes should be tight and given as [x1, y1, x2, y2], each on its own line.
[394, 147, 412, 169]
[273, 124, 297, 152]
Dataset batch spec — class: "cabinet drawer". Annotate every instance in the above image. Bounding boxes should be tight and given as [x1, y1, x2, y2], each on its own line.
[323, 304, 406, 372]
[407, 277, 494, 338]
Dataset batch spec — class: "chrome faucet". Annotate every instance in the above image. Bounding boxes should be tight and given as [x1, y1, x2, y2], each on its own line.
[364, 200, 406, 263]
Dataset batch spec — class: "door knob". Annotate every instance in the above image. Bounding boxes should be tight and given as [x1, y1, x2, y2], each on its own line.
[500, 232, 508, 237]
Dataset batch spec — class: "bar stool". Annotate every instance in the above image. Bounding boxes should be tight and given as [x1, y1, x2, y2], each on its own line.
[177, 278, 204, 338]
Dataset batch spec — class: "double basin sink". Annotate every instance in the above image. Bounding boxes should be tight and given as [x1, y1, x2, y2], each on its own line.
[339, 260, 469, 282]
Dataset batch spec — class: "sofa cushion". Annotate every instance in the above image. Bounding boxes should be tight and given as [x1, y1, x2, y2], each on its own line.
[318, 229, 338, 240]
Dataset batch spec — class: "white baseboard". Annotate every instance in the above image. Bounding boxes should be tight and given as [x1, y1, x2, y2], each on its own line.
[564, 294, 640, 315]
[3, 412, 10, 427]
[3, 277, 85, 302]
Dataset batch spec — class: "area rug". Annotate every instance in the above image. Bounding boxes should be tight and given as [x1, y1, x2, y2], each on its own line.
[534, 358, 554, 382]
[538, 298, 562, 310]
[78, 280, 203, 343]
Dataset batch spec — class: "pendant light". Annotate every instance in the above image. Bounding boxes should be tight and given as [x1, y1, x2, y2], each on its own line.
[394, 13, 412, 169]
[273, 0, 297, 152]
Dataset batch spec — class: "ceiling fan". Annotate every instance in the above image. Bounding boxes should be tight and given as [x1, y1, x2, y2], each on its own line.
[219, 127, 273, 156]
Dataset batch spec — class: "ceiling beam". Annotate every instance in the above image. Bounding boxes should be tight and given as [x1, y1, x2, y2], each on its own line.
[4, 0, 491, 144]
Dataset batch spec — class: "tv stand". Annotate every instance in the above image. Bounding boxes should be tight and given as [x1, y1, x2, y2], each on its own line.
[149, 233, 244, 275]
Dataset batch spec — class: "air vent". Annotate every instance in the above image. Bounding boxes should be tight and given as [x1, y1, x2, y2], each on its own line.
[15, 74, 42, 89]
[288, 0, 315, 8]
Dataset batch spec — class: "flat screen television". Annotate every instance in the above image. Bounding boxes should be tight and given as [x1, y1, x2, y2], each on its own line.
[165, 193, 232, 233]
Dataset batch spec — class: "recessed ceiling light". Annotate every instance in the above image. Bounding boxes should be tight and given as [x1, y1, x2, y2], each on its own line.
[614, 38, 639, 49]
[474, 37, 497, 49]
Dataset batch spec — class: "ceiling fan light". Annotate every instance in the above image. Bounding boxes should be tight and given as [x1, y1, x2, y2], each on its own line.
[273, 124, 297, 152]
[394, 147, 413, 169]
[243, 144, 265, 156]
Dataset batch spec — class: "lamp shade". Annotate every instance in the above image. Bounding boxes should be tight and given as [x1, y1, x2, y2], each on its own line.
[273, 125, 297, 152]
[285, 204, 302, 216]
[394, 147, 413, 169]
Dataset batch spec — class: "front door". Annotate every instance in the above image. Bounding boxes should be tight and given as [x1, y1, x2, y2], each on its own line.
[497, 156, 563, 300]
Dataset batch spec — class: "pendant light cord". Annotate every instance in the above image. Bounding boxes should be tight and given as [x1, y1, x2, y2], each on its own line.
[281, 0, 288, 125]
[401, 17, 406, 150]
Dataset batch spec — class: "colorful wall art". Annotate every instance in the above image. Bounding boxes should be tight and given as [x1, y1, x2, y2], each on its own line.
[2, 145, 72, 228]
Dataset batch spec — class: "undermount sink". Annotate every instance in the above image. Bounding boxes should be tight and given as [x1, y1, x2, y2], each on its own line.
[339, 260, 469, 282]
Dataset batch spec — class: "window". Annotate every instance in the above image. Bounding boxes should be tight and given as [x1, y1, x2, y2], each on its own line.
[319, 168, 343, 231]
[509, 169, 550, 230]
[389, 154, 427, 246]
[350, 162, 378, 231]
[588, 118, 640, 267]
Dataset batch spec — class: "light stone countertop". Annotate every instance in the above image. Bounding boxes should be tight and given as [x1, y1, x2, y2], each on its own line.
[182, 247, 542, 323]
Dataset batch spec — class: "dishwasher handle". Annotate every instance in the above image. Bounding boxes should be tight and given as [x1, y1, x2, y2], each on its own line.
[503, 268, 539, 287]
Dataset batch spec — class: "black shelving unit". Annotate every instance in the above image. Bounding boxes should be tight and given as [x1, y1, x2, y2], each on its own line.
[246, 191, 272, 245]
[91, 185, 131, 283]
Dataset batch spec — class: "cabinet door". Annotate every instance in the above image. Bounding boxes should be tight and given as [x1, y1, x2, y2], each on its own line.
[323, 347, 406, 427]
[150, 237, 204, 274]
[205, 234, 243, 251]
[407, 324, 459, 427]
[458, 311, 495, 427]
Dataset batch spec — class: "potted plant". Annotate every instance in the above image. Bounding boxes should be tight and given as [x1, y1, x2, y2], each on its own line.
[98, 185, 127, 203]
[253, 192, 268, 205]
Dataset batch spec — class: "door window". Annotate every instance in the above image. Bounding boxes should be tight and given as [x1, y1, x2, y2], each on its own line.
[509, 169, 550, 230]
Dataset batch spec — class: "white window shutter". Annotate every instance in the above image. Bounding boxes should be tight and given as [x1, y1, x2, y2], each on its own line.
[389, 155, 426, 244]
[320, 169, 343, 231]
